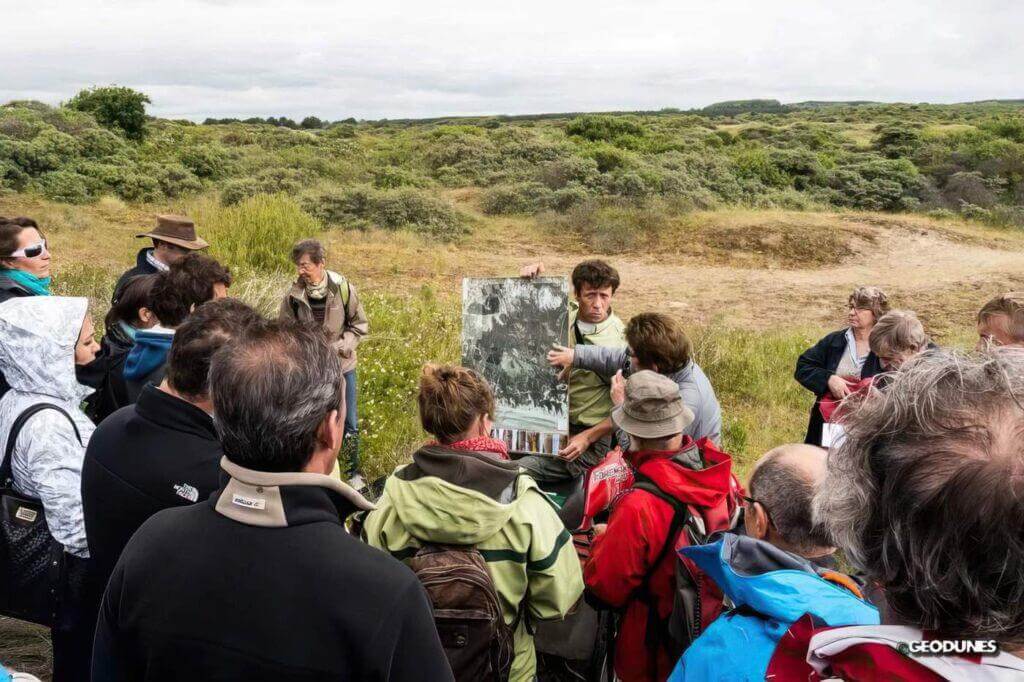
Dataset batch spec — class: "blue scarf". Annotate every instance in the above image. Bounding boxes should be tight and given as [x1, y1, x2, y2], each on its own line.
[0, 269, 52, 296]
[118, 320, 138, 341]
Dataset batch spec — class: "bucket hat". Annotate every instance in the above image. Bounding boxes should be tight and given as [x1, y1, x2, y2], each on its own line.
[611, 370, 694, 440]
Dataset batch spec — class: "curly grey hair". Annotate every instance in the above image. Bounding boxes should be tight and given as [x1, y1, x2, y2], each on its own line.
[814, 348, 1024, 643]
[848, 285, 890, 322]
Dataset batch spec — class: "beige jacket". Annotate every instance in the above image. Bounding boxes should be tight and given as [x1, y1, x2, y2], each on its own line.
[278, 271, 368, 373]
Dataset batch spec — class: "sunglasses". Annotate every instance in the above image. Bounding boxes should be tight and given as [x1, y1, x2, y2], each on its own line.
[9, 240, 47, 259]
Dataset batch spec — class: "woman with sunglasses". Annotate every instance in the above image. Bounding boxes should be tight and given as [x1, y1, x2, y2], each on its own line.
[0, 217, 52, 303]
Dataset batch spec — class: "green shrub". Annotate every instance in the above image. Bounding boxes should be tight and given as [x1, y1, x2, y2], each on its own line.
[610, 171, 649, 197]
[372, 166, 429, 189]
[0, 159, 29, 191]
[980, 116, 1024, 143]
[219, 178, 260, 206]
[150, 163, 203, 198]
[220, 167, 310, 205]
[480, 182, 553, 214]
[873, 123, 922, 159]
[566, 115, 645, 143]
[78, 128, 127, 158]
[585, 143, 630, 173]
[178, 143, 231, 179]
[550, 183, 592, 211]
[305, 186, 466, 241]
[926, 207, 958, 220]
[37, 170, 92, 203]
[65, 86, 150, 141]
[373, 188, 466, 240]
[986, 205, 1024, 229]
[537, 156, 600, 190]
[324, 123, 356, 139]
[194, 195, 323, 274]
[959, 202, 991, 222]
[731, 146, 789, 188]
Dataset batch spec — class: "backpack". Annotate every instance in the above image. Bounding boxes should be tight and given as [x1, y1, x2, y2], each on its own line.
[631, 440, 742, 666]
[408, 543, 515, 682]
[0, 403, 82, 626]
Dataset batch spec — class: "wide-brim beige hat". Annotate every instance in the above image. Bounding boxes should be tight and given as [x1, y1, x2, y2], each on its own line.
[136, 214, 208, 250]
[611, 370, 695, 440]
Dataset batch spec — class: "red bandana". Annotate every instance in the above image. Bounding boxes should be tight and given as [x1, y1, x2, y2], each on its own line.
[429, 436, 510, 461]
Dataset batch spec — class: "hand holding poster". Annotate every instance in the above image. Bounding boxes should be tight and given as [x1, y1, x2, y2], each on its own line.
[462, 277, 570, 455]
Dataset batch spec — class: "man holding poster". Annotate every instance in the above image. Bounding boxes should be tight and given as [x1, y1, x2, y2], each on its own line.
[517, 259, 627, 481]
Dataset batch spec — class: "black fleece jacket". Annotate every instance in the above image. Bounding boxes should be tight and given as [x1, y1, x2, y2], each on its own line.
[82, 384, 222, 588]
[91, 459, 453, 682]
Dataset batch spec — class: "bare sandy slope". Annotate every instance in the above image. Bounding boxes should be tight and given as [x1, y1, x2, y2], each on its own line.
[337, 207, 1024, 338]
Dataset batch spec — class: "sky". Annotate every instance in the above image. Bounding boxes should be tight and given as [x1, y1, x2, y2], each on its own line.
[2, 0, 1021, 121]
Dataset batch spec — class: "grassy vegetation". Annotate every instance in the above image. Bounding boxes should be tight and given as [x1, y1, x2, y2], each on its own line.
[2, 95, 1023, 238]
[3, 93, 1022, 482]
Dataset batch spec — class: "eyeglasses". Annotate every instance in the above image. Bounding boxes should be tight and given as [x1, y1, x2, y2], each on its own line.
[742, 495, 772, 523]
[9, 240, 47, 259]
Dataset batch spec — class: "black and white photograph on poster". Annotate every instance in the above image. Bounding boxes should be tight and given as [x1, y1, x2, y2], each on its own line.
[462, 277, 570, 454]
[494, 429, 563, 455]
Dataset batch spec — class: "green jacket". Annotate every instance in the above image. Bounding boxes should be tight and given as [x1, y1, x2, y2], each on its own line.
[362, 446, 583, 682]
[568, 302, 627, 426]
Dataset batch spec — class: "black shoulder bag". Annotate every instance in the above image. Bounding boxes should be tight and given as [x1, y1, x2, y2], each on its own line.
[0, 403, 82, 626]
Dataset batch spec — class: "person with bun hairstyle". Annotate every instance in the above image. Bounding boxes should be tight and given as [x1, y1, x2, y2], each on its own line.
[363, 364, 584, 682]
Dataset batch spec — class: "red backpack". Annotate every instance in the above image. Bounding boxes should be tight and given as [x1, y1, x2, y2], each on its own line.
[631, 438, 743, 664]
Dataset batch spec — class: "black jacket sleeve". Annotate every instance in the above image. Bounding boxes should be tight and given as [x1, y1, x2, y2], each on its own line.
[377, 579, 454, 682]
[91, 562, 139, 682]
[795, 332, 838, 397]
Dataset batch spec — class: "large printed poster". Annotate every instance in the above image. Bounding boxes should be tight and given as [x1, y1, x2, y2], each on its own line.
[462, 277, 570, 455]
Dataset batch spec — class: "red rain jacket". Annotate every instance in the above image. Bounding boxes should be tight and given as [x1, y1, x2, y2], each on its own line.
[584, 438, 741, 682]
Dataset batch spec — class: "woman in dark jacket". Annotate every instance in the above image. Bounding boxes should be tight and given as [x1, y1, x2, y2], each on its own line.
[84, 275, 158, 423]
[794, 286, 889, 445]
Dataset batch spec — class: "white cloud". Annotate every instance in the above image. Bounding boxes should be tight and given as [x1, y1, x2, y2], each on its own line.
[0, 0, 1020, 120]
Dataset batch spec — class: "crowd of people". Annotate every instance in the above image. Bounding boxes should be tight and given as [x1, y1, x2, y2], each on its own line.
[1, 210, 1023, 681]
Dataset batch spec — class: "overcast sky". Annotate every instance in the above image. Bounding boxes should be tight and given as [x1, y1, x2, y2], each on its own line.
[2, 0, 1021, 121]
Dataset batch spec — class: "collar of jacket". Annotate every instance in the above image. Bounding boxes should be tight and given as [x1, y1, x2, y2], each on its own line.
[665, 359, 694, 383]
[0, 268, 42, 294]
[287, 270, 342, 306]
[397, 445, 520, 502]
[569, 300, 620, 337]
[0, 276, 29, 294]
[629, 437, 734, 509]
[212, 456, 374, 528]
[134, 247, 157, 271]
[136, 384, 217, 440]
[625, 437, 700, 470]
[100, 320, 136, 354]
